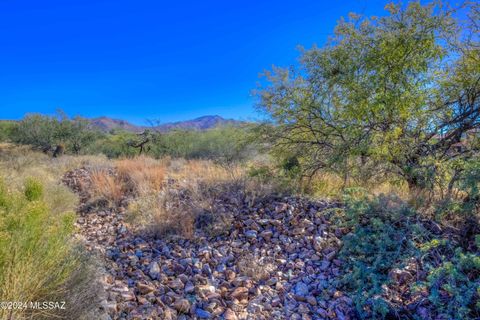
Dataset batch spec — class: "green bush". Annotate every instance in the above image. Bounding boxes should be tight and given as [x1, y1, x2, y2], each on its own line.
[0, 178, 98, 319]
[90, 131, 139, 158]
[338, 192, 429, 318]
[419, 247, 480, 319]
[152, 126, 255, 164]
[12, 113, 100, 155]
[24, 178, 43, 201]
[0, 121, 16, 142]
[338, 189, 480, 319]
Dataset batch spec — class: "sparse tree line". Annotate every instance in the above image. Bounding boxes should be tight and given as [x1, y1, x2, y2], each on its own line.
[0, 112, 256, 166]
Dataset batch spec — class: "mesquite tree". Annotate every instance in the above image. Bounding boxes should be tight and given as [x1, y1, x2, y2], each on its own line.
[257, 1, 479, 190]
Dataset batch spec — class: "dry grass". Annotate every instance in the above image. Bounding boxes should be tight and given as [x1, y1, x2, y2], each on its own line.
[90, 168, 125, 205]
[167, 158, 242, 183]
[0, 143, 109, 190]
[309, 171, 410, 200]
[122, 157, 255, 239]
[128, 189, 197, 238]
[116, 156, 167, 194]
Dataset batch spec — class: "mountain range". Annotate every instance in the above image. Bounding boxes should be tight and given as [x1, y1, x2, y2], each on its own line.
[89, 115, 243, 133]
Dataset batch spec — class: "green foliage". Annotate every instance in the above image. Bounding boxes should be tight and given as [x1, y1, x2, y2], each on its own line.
[257, 1, 480, 190]
[12, 112, 101, 155]
[24, 177, 43, 201]
[338, 192, 428, 318]
[0, 121, 17, 142]
[12, 114, 60, 152]
[420, 248, 480, 319]
[61, 116, 100, 154]
[91, 131, 139, 158]
[153, 125, 256, 165]
[0, 177, 96, 319]
[338, 190, 480, 319]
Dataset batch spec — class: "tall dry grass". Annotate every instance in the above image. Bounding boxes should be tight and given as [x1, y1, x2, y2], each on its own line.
[116, 156, 167, 194]
[308, 171, 410, 200]
[120, 157, 276, 238]
[90, 168, 125, 205]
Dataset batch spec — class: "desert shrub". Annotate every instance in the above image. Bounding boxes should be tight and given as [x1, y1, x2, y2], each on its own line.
[128, 187, 198, 238]
[0, 121, 16, 142]
[338, 189, 480, 319]
[0, 178, 98, 319]
[152, 125, 256, 165]
[90, 131, 139, 158]
[417, 246, 480, 319]
[12, 113, 100, 155]
[24, 177, 43, 201]
[257, 1, 480, 192]
[125, 157, 287, 239]
[338, 191, 429, 318]
[127, 174, 237, 239]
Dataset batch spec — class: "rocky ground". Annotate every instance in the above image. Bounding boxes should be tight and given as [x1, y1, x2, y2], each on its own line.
[63, 168, 353, 320]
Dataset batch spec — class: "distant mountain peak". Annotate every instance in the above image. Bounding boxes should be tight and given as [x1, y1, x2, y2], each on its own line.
[89, 115, 242, 133]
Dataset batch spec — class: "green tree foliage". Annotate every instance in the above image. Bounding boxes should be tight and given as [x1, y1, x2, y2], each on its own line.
[152, 125, 255, 165]
[0, 121, 16, 142]
[12, 114, 59, 153]
[90, 131, 139, 158]
[12, 113, 100, 155]
[257, 1, 480, 190]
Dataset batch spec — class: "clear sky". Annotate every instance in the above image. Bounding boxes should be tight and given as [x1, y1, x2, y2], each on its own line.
[1, 0, 390, 124]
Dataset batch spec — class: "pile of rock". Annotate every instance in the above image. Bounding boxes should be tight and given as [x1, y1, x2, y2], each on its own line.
[64, 168, 353, 320]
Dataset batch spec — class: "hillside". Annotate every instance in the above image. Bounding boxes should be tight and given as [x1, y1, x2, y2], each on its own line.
[89, 115, 243, 133]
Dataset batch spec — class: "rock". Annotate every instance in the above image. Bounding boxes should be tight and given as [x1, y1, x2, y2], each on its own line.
[260, 230, 273, 240]
[320, 260, 331, 271]
[63, 168, 354, 320]
[184, 281, 195, 294]
[136, 282, 155, 294]
[173, 299, 190, 314]
[168, 278, 184, 290]
[148, 261, 160, 280]
[195, 308, 212, 319]
[306, 296, 317, 306]
[294, 282, 309, 297]
[202, 263, 212, 276]
[230, 287, 249, 300]
[297, 303, 310, 314]
[223, 308, 238, 320]
[225, 270, 236, 281]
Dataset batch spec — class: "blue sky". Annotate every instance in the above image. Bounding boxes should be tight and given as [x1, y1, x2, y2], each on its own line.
[1, 0, 390, 125]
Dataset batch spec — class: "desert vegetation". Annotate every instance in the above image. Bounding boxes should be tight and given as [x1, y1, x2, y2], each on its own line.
[0, 1, 479, 319]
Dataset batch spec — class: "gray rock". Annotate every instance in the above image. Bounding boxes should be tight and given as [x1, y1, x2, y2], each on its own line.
[148, 261, 160, 280]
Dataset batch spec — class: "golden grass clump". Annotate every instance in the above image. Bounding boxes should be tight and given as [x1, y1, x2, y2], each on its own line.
[90, 168, 125, 204]
[115, 156, 167, 194]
